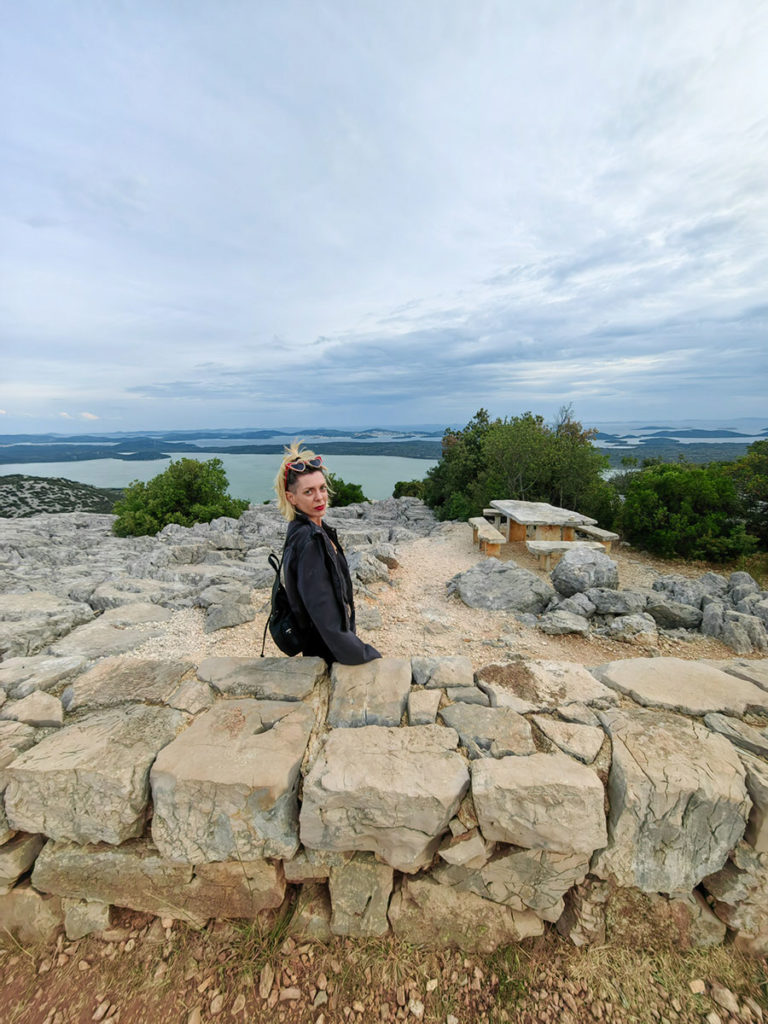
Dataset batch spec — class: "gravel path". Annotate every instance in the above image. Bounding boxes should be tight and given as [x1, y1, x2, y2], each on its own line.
[134, 523, 736, 668]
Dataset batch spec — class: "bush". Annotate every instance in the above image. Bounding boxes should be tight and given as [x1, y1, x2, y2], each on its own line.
[727, 440, 768, 548]
[112, 458, 249, 537]
[327, 473, 368, 507]
[620, 461, 756, 561]
[393, 479, 425, 499]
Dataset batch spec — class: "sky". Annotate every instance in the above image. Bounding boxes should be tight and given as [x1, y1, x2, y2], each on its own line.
[2, 0, 767, 434]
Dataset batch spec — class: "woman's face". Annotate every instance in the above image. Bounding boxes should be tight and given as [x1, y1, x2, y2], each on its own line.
[286, 469, 329, 525]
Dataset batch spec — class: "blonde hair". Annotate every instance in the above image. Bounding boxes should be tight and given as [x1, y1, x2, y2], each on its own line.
[275, 440, 332, 521]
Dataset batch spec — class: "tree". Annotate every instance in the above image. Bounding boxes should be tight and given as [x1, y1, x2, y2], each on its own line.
[727, 440, 768, 547]
[620, 461, 756, 561]
[422, 409, 495, 519]
[112, 458, 249, 537]
[328, 473, 368, 507]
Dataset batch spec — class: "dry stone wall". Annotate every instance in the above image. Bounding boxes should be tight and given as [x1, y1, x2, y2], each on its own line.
[1, 650, 768, 955]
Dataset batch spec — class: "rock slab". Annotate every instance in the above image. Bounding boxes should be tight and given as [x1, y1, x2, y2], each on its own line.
[327, 658, 411, 728]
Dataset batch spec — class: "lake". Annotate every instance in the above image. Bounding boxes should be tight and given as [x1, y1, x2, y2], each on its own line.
[0, 454, 436, 504]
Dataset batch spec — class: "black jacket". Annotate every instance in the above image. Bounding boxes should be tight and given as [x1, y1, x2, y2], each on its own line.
[282, 512, 381, 665]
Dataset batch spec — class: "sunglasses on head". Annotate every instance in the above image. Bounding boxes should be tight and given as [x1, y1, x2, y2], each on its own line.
[285, 455, 323, 486]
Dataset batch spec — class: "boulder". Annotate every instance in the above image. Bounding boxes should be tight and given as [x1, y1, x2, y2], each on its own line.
[32, 839, 285, 927]
[327, 658, 411, 728]
[328, 853, 393, 937]
[432, 845, 590, 922]
[47, 602, 171, 659]
[408, 689, 442, 725]
[538, 611, 590, 636]
[551, 549, 618, 597]
[203, 602, 255, 633]
[196, 656, 326, 702]
[592, 657, 768, 716]
[603, 612, 658, 642]
[346, 550, 390, 584]
[0, 880, 63, 944]
[739, 752, 768, 853]
[584, 589, 647, 616]
[0, 691, 63, 728]
[645, 597, 703, 630]
[651, 575, 706, 609]
[151, 699, 315, 862]
[476, 660, 617, 713]
[593, 707, 749, 893]
[438, 704, 535, 759]
[283, 849, 353, 883]
[0, 720, 37, 789]
[5, 705, 187, 844]
[437, 828, 494, 869]
[472, 752, 607, 855]
[703, 842, 768, 941]
[714, 658, 768, 693]
[62, 897, 112, 940]
[0, 832, 46, 893]
[388, 876, 544, 953]
[530, 716, 604, 764]
[300, 725, 469, 873]
[0, 654, 86, 700]
[69, 657, 195, 710]
[411, 656, 474, 689]
[557, 592, 597, 618]
[448, 559, 554, 613]
[445, 686, 490, 705]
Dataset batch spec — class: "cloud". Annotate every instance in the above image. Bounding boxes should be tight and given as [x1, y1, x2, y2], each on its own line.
[80, 412, 99, 420]
[58, 412, 73, 419]
[0, 409, 6, 415]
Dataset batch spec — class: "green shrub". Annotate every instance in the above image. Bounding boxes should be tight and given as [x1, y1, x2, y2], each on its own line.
[393, 479, 425, 499]
[112, 458, 249, 537]
[727, 440, 768, 547]
[327, 473, 368, 507]
[620, 461, 756, 561]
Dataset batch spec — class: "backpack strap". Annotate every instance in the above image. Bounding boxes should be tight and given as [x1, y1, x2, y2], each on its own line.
[260, 550, 283, 658]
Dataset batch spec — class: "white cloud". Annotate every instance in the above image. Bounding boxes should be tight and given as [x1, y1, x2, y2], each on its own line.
[80, 412, 99, 420]
[0, 409, 6, 415]
[59, 412, 73, 419]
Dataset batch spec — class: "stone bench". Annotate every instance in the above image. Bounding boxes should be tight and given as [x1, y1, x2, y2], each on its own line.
[482, 508, 504, 531]
[525, 540, 605, 571]
[469, 517, 506, 557]
[574, 524, 620, 553]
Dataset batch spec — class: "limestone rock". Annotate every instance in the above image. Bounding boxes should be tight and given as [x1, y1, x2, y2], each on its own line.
[433, 845, 590, 922]
[62, 897, 112, 940]
[472, 752, 607, 855]
[445, 686, 489, 705]
[0, 592, 95, 658]
[388, 876, 544, 953]
[167, 678, 215, 715]
[538, 611, 590, 636]
[328, 853, 393, 937]
[32, 839, 285, 927]
[346, 550, 390, 583]
[704, 713, 768, 758]
[645, 596, 703, 630]
[531, 716, 604, 763]
[437, 828, 494, 869]
[476, 660, 617, 713]
[287, 881, 332, 942]
[69, 657, 195, 710]
[557, 878, 610, 946]
[203, 601, 255, 633]
[0, 880, 63, 944]
[603, 613, 657, 641]
[551, 549, 618, 597]
[47, 602, 171, 658]
[282, 849, 353, 883]
[5, 705, 187, 844]
[300, 725, 469, 873]
[151, 699, 315, 862]
[558, 592, 597, 617]
[556, 702, 600, 727]
[0, 720, 37, 789]
[592, 657, 768, 716]
[740, 752, 768, 852]
[327, 658, 411, 728]
[713, 659, 768, 693]
[196, 656, 326, 702]
[408, 689, 442, 725]
[652, 575, 706, 609]
[411, 656, 474, 689]
[584, 588, 647, 615]
[438, 703, 535, 758]
[0, 691, 63, 728]
[448, 559, 554, 613]
[0, 654, 86, 700]
[703, 842, 768, 939]
[0, 832, 45, 893]
[593, 707, 749, 893]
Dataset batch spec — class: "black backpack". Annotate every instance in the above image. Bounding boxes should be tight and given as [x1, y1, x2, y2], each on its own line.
[261, 550, 305, 657]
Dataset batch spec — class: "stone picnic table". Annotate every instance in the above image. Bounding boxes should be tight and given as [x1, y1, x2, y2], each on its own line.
[489, 499, 597, 542]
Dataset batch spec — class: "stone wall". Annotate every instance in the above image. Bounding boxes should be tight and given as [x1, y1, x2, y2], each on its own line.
[2, 651, 768, 954]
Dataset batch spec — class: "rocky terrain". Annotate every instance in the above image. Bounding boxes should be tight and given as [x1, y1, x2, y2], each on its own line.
[1, 500, 767, 1024]
[0, 476, 123, 519]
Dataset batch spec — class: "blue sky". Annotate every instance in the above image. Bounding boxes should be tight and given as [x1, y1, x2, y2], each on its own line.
[2, 0, 767, 433]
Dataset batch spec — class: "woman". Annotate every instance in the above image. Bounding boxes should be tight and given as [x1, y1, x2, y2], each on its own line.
[274, 442, 381, 665]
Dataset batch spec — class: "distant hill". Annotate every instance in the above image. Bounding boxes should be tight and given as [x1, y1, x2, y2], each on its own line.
[0, 475, 124, 518]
